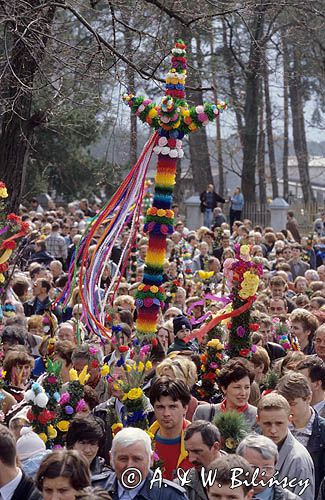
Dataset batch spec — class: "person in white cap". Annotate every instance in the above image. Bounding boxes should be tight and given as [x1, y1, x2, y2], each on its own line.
[16, 427, 51, 479]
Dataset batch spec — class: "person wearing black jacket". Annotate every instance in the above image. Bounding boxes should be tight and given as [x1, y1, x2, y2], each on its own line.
[0, 425, 41, 500]
[200, 184, 225, 229]
[277, 372, 325, 497]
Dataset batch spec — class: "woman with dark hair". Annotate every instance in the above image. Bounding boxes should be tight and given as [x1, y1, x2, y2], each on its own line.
[66, 415, 110, 488]
[36, 450, 91, 499]
[192, 359, 257, 428]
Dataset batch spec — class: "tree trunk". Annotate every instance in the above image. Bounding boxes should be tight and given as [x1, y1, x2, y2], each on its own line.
[187, 35, 213, 193]
[241, 6, 265, 203]
[257, 81, 267, 204]
[221, 19, 244, 148]
[288, 49, 315, 203]
[263, 54, 278, 199]
[0, 3, 57, 212]
[282, 34, 290, 201]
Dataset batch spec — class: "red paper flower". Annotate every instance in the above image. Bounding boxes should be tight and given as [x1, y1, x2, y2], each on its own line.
[239, 348, 250, 358]
[7, 213, 20, 223]
[152, 338, 158, 347]
[91, 359, 99, 369]
[38, 409, 55, 425]
[1, 240, 16, 250]
[118, 345, 129, 353]
[21, 222, 30, 232]
[249, 323, 259, 332]
[27, 409, 36, 422]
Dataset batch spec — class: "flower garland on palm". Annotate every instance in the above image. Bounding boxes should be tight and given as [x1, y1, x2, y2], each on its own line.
[193, 325, 226, 402]
[214, 410, 249, 453]
[102, 328, 153, 435]
[24, 383, 57, 446]
[123, 39, 227, 340]
[0, 181, 29, 291]
[223, 244, 263, 359]
[55, 366, 90, 445]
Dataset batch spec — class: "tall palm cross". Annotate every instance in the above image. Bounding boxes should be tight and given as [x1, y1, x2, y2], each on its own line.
[123, 39, 227, 339]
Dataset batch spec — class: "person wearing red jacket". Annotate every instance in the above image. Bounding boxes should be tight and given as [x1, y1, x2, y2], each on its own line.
[149, 376, 193, 480]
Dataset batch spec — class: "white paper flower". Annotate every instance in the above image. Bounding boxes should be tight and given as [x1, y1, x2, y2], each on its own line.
[24, 390, 35, 403]
[34, 393, 49, 408]
[158, 137, 168, 146]
[176, 140, 183, 148]
[153, 146, 162, 155]
[169, 149, 178, 158]
[178, 150, 184, 158]
[195, 105, 204, 114]
[161, 147, 170, 155]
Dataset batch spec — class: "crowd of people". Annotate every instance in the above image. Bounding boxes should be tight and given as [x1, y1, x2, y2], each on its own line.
[0, 191, 325, 500]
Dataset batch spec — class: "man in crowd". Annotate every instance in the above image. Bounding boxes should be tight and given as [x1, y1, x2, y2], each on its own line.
[276, 372, 325, 496]
[45, 221, 68, 264]
[105, 427, 189, 499]
[183, 420, 223, 500]
[237, 434, 299, 499]
[149, 376, 193, 480]
[315, 325, 325, 362]
[289, 244, 310, 280]
[297, 356, 325, 417]
[200, 184, 226, 229]
[23, 278, 60, 319]
[206, 455, 254, 500]
[257, 393, 315, 500]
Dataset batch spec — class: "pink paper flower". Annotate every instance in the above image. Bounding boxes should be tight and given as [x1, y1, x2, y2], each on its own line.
[76, 399, 87, 412]
[59, 392, 70, 406]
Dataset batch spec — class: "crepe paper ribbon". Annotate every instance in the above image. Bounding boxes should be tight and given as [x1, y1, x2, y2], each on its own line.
[186, 294, 232, 315]
[184, 297, 254, 343]
[0, 249, 13, 265]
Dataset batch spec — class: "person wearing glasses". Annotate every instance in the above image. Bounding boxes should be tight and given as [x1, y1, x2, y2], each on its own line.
[237, 434, 298, 499]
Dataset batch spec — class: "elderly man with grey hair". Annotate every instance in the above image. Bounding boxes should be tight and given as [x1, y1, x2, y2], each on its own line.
[237, 434, 299, 499]
[104, 427, 189, 499]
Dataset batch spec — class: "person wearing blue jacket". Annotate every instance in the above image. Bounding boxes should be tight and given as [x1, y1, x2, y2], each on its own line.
[229, 186, 244, 231]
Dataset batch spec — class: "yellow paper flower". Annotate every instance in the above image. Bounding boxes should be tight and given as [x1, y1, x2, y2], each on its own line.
[138, 284, 145, 291]
[0, 274, 5, 284]
[57, 420, 70, 432]
[157, 209, 166, 217]
[150, 285, 159, 293]
[148, 108, 158, 119]
[127, 388, 143, 400]
[47, 425, 57, 439]
[79, 365, 90, 385]
[145, 361, 152, 371]
[112, 423, 123, 433]
[137, 361, 144, 372]
[240, 245, 250, 256]
[188, 122, 197, 131]
[101, 364, 110, 377]
[207, 339, 224, 350]
[0, 187, 8, 198]
[125, 365, 132, 373]
[39, 433, 48, 443]
[198, 270, 214, 280]
[225, 438, 236, 449]
[69, 368, 78, 382]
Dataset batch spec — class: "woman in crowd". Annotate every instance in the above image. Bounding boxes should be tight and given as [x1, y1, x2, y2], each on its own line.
[36, 450, 91, 500]
[192, 358, 257, 428]
[3, 349, 34, 402]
